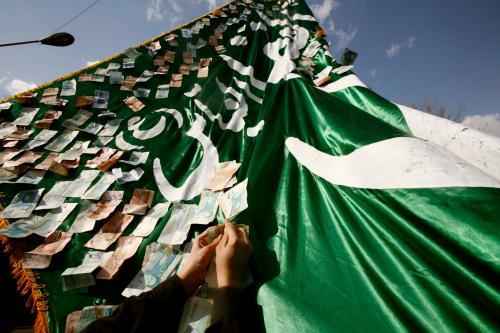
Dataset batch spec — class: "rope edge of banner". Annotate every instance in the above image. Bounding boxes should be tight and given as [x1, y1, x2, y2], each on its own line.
[0, 0, 237, 104]
[0, 214, 50, 333]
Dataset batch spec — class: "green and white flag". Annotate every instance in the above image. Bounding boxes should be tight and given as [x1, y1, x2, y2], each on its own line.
[0, 0, 499, 332]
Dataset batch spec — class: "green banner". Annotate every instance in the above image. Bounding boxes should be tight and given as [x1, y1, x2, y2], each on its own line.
[1, 0, 499, 332]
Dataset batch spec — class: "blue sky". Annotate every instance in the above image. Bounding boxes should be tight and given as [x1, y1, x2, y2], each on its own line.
[1, 0, 499, 135]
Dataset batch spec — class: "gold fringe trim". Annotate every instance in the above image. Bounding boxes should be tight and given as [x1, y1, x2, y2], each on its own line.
[0, 0, 236, 104]
[1, 214, 50, 333]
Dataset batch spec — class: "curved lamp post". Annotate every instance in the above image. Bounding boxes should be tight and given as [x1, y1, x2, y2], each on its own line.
[0, 32, 75, 48]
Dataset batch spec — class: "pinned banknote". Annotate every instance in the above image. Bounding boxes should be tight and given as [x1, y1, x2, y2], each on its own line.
[21, 253, 52, 269]
[122, 188, 154, 215]
[122, 242, 182, 297]
[27, 231, 73, 255]
[85, 212, 134, 250]
[96, 236, 143, 280]
[63, 170, 100, 197]
[218, 179, 248, 219]
[93, 90, 110, 109]
[0, 122, 17, 139]
[3, 150, 43, 168]
[190, 190, 221, 225]
[98, 150, 124, 172]
[86, 147, 116, 168]
[206, 161, 241, 191]
[123, 96, 145, 112]
[61, 250, 113, 291]
[131, 202, 170, 237]
[20, 129, 58, 150]
[15, 169, 46, 185]
[120, 151, 149, 165]
[155, 84, 170, 99]
[98, 119, 122, 137]
[114, 167, 144, 184]
[62, 110, 93, 129]
[86, 191, 124, 220]
[0, 188, 44, 219]
[65, 305, 116, 333]
[60, 79, 77, 96]
[82, 172, 116, 200]
[13, 107, 40, 126]
[45, 129, 79, 152]
[157, 203, 197, 245]
[68, 200, 96, 233]
[33, 110, 62, 129]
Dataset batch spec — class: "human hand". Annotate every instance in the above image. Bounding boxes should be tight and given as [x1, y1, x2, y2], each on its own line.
[177, 229, 222, 295]
[216, 220, 253, 289]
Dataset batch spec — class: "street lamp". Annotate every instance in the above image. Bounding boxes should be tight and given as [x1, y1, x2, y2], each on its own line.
[0, 32, 75, 48]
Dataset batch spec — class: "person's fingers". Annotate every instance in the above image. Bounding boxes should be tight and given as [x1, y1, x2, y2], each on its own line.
[207, 234, 222, 250]
[224, 220, 238, 240]
[239, 227, 250, 244]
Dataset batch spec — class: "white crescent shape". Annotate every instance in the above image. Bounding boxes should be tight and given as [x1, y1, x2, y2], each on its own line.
[285, 136, 500, 189]
[114, 132, 144, 151]
[154, 114, 219, 201]
[127, 117, 144, 130]
[184, 83, 202, 98]
[132, 116, 166, 140]
[154, 108, 183, 128]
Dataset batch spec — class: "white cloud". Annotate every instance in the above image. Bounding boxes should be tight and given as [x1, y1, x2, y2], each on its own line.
[327, 20, 357, 51]
[5, 78, 37, 95]
[462, 113, 500, 138]
[406, 36, 416, 48]
[146, 0, 165, 22]
[369, 69, 377, 77]
[386, 42, 401, 58]
[169, 0, 183, 13]
[310, 0, 340, 23]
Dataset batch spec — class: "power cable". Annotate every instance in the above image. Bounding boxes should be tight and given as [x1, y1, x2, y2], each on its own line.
[50, 0, 103, 33]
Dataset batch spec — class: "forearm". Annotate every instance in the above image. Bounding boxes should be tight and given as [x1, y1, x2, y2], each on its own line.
[206, 287, 242, 333]
[81, 275, 189, 333]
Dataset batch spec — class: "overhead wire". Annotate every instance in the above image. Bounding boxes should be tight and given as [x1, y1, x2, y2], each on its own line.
[50, 0, 103, 34]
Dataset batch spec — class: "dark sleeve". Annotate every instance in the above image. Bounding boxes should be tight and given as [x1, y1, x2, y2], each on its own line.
[206, 287, 242, 333]
[82, 275, 189, 333]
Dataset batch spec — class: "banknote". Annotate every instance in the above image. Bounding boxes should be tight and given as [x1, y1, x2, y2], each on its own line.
[98, 150, 124, 172]
[123, 58, 135, 69]
[206, 161, 241, 191]
[85, 212, 134, 250]
[93, 90, 110, 109]
[61, 250, 113, 291]
[94, 68, 108, 76]
[63, 170, 100, 197]
[218, 179, 248, 219]
[48, 161, 69, 176]
[122, 242, 182, 297]
[4, 127, 33, 141]
[131, 202, 170, 237]
[0, 102, 11, 110]
[15, 169, 46, 184]
[62, 109, 94, 129]
[0, 203, 77, 238]
[15, 92, 37, 104]
[33, 115, 58, 131]
[20, 129, 58, 150]
[191, 190, 221, 225]
[75, 96, 94, 108]
[60, 79, 77, 96]
[34, 152, 58, 170]
[136, 70, 154, 83]
[21, 253, 52, 269]
[80, 122, 103, 135]
[115, 167, 144, 184]
[157, 203, 197, 245]
[82, 172, 116, 200]
[180, 64, 191, 75]
[124, 47, 141, 60]
[177, 296, 213, 333]
[164, 51, 176, 63]
[35, 181, 71, 210]
[120, 151, 149, 165]
[98, 119, 121, 137]
[109, 71, 124, 84]
[79, 74, 93, 82]
[122, 189, 154, 215]
[123, 96, 145, 112]
[0, 148, 21, 165]
[45, 129, 79, 152]
[0, 168, 17, 183]
[86, 147, 116, 168]
[13, 107, 40, 126]
[155, 84, 170, 99]
[197, 66, 209, 78]
[86, 191, 124, 220]
[56, 141, 90, 162]
[0, 122, 17, 139]
[0, 188, 44, 219]
[65, 305, 117, 333]
[170, 74, 183, 87]
[96, 236, 143, 279]
[133, 88, 150, 98]
[107, 62, 121, 70]
[27, 231, 73, 255]
[92, 136, 114, 148]
[120, 76, 137, 91]
[3, 150, 43, 168]
[68, 200, 96, 233]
